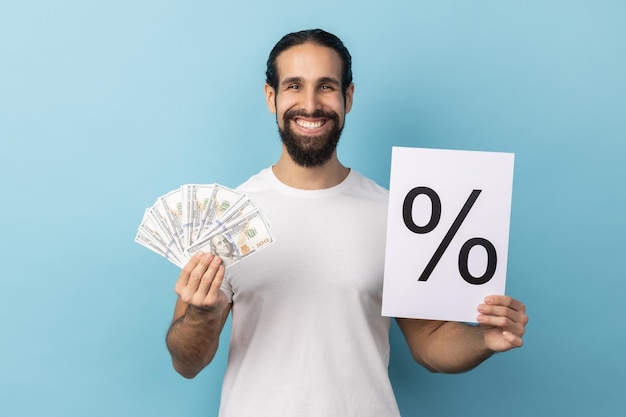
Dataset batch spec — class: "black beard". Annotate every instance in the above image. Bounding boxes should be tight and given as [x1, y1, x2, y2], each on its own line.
[278, 109, 344, 168]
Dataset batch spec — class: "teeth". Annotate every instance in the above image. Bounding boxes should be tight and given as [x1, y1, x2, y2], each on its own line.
[296, 119, 324, 129]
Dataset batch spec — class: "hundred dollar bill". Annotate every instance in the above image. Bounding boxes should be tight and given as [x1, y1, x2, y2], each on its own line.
[137, 210, 171, 252]
[135, 211, 185, 267]
[158, 187, 185, 249]
[136, 231, 184, 267]
[184, 184, 216, 247]
[137, 183, 274, 269]
[144, 208, 186, 261]
[147, 203, 185, 257]
[197, 194, 259, 241]
[194, 184, 244, 241]
[187, 209, 274, 267]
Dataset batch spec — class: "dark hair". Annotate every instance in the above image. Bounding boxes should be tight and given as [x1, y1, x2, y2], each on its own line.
[265, 29, 353, 97]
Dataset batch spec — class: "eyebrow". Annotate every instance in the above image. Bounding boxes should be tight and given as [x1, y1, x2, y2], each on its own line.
[280, 76, 341, 87]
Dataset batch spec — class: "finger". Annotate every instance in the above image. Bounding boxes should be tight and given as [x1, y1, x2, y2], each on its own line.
[174, 251, 204, 295]
[477, 311, 526, 338]
[205, 262, 225, 302]
[181, 252, 214, 300]
[477, 312, 514, 329]
[195, 255, 223, 302]
[503, 330, 524, 348]
[484, 295, 526, 313]
[478, 303, 518, 320]
[479, 296, 527, 324]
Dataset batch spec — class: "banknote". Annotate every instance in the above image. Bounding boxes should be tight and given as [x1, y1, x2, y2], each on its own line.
[184, 184, 216, 247]
[187, 209, 275, 266]
[137, 209, 184, 264]
[194, 184, 246, 241]
[159, 188, 186, 248]
[135, 184, 274, 268]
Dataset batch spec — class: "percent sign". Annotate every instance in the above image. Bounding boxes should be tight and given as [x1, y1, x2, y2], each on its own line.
[402, 186, 497, 285]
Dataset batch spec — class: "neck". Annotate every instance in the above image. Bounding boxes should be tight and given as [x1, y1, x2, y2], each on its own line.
[272, 148, 350, 190]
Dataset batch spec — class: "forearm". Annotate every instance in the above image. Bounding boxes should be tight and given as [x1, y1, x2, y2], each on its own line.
[398, 319, 494, 374]
[423, 322, 494, 373]
[166, 304, 228, 378]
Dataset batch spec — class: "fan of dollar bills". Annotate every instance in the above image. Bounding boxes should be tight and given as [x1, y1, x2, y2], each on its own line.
[135, 184, 274, 268]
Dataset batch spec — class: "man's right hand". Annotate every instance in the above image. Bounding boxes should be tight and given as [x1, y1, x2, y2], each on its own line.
[174, 251, 229, 312]
[167, 251, 231, 378]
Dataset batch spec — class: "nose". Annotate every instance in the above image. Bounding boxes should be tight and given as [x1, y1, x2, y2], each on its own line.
[301, 87, 321, 114]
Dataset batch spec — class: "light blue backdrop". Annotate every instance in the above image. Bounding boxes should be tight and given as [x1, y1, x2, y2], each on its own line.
[1, 1, 624, 416]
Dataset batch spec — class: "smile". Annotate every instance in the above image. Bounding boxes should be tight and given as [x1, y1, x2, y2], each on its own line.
[295, 118, 326, 129]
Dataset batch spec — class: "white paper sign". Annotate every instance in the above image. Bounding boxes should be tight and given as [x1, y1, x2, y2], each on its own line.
[382, 147, 514, 323]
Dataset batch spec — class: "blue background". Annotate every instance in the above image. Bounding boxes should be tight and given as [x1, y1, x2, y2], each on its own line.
[1, 1, 624, 416]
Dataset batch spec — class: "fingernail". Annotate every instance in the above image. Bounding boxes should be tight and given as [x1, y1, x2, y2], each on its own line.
[194, 251, 204, 258]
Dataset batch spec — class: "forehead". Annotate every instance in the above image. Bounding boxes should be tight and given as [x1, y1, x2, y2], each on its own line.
[274, 43, 343, 83]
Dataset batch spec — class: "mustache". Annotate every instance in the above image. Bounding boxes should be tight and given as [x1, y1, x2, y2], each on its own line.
[283, 109, 340, 121]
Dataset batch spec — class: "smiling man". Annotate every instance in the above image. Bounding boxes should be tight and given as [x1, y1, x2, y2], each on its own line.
[266, 41, 352, 171]
[165, 29, 528, 417]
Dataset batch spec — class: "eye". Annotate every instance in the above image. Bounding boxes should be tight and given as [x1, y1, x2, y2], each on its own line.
[319, 84, 333, 91]
[288, 84, 301, 90]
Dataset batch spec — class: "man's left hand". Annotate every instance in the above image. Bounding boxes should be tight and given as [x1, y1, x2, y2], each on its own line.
[477, 295, 528, 352]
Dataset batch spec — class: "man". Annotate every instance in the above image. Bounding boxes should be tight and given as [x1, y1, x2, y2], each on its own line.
[166, 29, 528, 416]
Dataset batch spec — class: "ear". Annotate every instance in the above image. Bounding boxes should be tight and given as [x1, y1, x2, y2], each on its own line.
[264, 84, 277, 113]
[344, 83, 355, 114]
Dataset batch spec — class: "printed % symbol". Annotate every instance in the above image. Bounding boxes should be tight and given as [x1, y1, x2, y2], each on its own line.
[402, 187, 497, 285]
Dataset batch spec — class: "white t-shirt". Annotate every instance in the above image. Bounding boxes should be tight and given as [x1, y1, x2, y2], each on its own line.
[219, 167, 401, 417]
